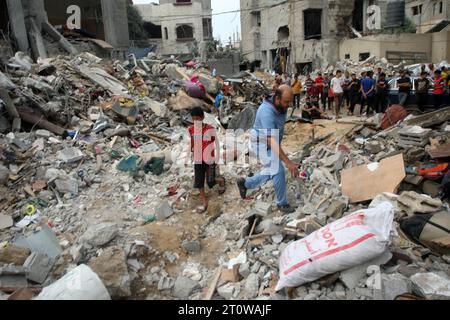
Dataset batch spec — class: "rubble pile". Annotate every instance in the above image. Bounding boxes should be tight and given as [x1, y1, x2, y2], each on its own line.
[0, 50, 450, 301]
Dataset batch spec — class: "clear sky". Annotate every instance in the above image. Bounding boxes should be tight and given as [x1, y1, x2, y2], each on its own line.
[132, 0, 241, 43]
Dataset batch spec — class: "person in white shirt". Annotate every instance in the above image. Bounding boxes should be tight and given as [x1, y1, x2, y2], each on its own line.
[331, 70, 344, 119]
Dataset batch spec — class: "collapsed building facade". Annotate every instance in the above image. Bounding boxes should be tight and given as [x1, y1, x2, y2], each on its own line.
[1, 0, 130, 60]
[135, 0, 213, 57]
[241, 0, 450, 74]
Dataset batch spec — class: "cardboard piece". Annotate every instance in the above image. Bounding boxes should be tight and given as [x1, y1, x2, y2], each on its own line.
[341, 154, 406, 203]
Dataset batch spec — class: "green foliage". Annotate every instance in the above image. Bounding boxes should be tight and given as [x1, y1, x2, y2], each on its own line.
[127, 4, 149, 40]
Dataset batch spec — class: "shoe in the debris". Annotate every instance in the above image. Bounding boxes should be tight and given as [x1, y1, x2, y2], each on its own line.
[278, 204, 295, 214]
[237, 178, 247, 199]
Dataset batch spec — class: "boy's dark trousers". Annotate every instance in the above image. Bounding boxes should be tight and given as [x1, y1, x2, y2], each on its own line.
[321, 93, 328, 110]
[349, 93, 359, 114]
[361, 95, 375, 115]
[434, 94, 444, 109]
[342, 90, 350, 107]
[417, 93, 428, 112]
[375, 92, 388, 113]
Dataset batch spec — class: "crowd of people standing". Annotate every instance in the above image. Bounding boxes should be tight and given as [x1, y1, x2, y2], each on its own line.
[275, 64, 450, 120]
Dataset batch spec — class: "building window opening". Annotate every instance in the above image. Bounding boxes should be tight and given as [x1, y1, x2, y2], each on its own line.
[359, 52, 370, 61]
[412, 5, 422, 15]
[164, 27, 168, 40]
[304, 9, 322, 40]
[176, 24, 194, 40]
[278, 26, 289, 41]
[203, 18, 212, 39]
[143, 22, 162, 39]
[353, 0, 364, 32]
[251, 11, 261, 27]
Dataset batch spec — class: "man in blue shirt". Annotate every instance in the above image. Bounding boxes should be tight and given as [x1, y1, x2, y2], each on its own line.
[360, 71, 376, 116]
[237, 85, 299, 214]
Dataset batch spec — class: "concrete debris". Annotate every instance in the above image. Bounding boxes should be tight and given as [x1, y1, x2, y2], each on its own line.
[82, 223, 119, 248]
[381, 273, 412, 300]
[0, 45, 450, 302]
[217, 283, 237, 300]
[244, 273, 260, 299]
[173, 276, 199, 300]
[88, 246, 131, 298]
[57, 147, 84, 163]
[339, 251, 393, 290]
[411, 273, 450, 300]
[397, 191, 443, 215]
[155, 201, 174, 221]
[182, 240, 201, 254]
[23, 252, 54, 284]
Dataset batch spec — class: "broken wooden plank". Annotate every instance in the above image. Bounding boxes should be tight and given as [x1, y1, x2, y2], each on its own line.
[204, 267, 222, 300]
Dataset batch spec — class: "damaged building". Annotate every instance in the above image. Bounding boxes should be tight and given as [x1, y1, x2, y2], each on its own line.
[241, 0, 450, 73]
[135, 0, 213, 57]
[1, 0, 130, 60]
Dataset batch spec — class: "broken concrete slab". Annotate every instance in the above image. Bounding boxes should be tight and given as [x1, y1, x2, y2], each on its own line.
[182, 240, 201, 254]
[324, 200, 347, 218]
[218, 283, 236, 300]
[244, 273, 260, 299]
[339, 251, 393, 290]
[0, 214, 13, 230]
[14, 225, 63, 259]
[81, 223, 119, 247]
[0, 266, 28, 288]
[57, 147, 84, 163]
[365, 141, 383, 154]
[381, 273, 411, 300]
[88, 246, 131, 298]
[54, 178, 79, 195]
[411, 272, 450, 300]
[23, 252, 54, 284]
[397, 191, 442, 215]
[405, 106, 450, 128]
[173, 276, 199, 299]
[0, 245, 30, 265]
[155, 201, 174, 221]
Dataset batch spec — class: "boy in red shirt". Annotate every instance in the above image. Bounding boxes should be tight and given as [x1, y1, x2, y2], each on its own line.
[433, 70, 445, 109]
[188, 107, 226, 213]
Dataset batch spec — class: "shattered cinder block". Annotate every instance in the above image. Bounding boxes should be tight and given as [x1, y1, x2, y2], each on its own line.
[57, 147, 84, 163]
[397, 191, 442, 215]
[411, 273, 450, 300]
[155, 201, 174, 221]
[23, 252, 55, 284]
